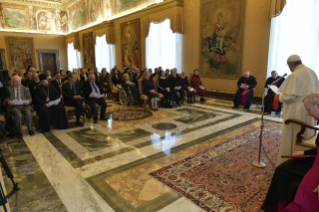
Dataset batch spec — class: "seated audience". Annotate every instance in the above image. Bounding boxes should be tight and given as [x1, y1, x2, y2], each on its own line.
[122, 73, 139, 105]
[83, 74, 107, 123]
[233, 70, 257, 110]
[132, 67, 141, 87]
[35, 74, 68, 133]
[60, 70, 66, 78]
[165, 69, 170, 77]
[50, 72, 63, 94]
[88, 68, 98, 79]
[29, 73, 40, 112]
[5, 76, 34, 138]
[79, 68, 88, 85]
[191, 69, 207, 102]
[45, 69, 52, 80]
[167, 69, 184, 106]
[99, 68, 110, 94]
[122, 67, 131, 78]
[62, 73, 92, 126]
[158, 70, 172, 108]
[63, 71, 71, 82]
[112, 69, 122, 90]
[264, 70, 285, 114]
[22, 70, 33, 87]
[151, 68, 159, 79]
[180, 71, 194, 103]
[0, 80, 11, 133]
[142, 71, 158, 110]
[262, 93, 319, 212]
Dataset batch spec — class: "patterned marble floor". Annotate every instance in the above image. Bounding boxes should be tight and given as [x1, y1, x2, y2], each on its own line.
[0, 97, 283, 212]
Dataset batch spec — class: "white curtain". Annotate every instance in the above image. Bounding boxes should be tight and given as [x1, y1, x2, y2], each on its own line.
[67, 42, 81, 71]
[95, 34, 116, 73]
[267, 0, 319, 77]
[146, 19, 183, 73]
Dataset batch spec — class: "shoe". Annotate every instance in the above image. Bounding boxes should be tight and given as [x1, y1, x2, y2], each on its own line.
[29, 130, 35, 136]
[93, 119, 98, 123]
[244, 107, 250, 112]
[100, 117, 108, 121]
[232, 106, 239, 109]
[17, 132, 23, 138]
[200, 98, 206, 102]
[177, 102, 181, 106]
[86, 113, 93, 119]
[76, 121, 84, 127]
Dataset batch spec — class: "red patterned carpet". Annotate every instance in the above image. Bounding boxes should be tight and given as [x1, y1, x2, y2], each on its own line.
[150, 123, 282, 211]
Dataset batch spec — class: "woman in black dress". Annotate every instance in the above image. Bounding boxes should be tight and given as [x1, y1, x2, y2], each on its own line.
[142, 71, 158, 110]
[180, 71, 194, 103]
[112, 69, 122, 90]
[158, 70, 172, 108]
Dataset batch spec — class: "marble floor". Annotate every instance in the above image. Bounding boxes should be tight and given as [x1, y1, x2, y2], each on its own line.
[0, 97, 283, 212]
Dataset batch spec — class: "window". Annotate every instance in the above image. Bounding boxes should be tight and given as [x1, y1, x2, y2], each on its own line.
[67, 42, 81, 71]
[146, 19, 182, 73]
[95, 34, 116, 73]
[267, 0, 319, 77]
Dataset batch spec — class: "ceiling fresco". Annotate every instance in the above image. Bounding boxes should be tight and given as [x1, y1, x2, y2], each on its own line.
[0, 0, 157, 34]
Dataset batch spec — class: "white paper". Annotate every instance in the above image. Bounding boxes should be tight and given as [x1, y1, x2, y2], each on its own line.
[269, 85, 282, 95]
[12, 100, 29, 105]
[188, 87, 194, 92]
[48, 98, 61, 106]
[92, 94, 105, 98]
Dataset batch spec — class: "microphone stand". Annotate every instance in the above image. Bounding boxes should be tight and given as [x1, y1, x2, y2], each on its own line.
[252, 74, 286, 168]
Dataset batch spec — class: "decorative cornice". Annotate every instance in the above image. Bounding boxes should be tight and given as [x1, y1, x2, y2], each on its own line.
[61, 0, 83, 10]
[90, 21, 114, 31]
[65, 32, 79, 39]
[142, 0, 183, 15]
[0, 0, 61, 8]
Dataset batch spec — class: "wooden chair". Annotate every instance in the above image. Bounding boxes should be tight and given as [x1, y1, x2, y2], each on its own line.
[60, 83, 85, 123]
[109, 74, 121, 101]
[284, 119, 318, 151]
[138, 76, 149, 110]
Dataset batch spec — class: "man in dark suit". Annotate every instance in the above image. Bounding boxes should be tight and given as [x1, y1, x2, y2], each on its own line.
[79, 68, 88, 86]
[29, 73, 40, 112]
[99, 68, 110, 96]
[50, 72, 63, 94]
[22, 70, 33, 87]
[88, 68, 98, 80]
[62, 73, 91, 126]
[167, 69, 184, 106]
[5, 76, 34, 138]
[83, 74, 107, 123]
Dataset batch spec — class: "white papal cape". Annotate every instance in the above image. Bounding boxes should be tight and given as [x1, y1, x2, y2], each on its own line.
[277, 64, 319, 165]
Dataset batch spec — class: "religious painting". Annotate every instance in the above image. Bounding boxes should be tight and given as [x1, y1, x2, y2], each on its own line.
[200, 0, 245, 79]
[82, 32, 96, 70]
[5, 36, 35, 71]
[117, 0, 155, 13]
[37, 11, 54, 31]
[69, 3, 86, 30]
[87, 0, 103, 24]
[120, 19, 141, 69]
[0, 49, 7, 71]
[0, 4, 30, 30]
[58, 10, 69, 33]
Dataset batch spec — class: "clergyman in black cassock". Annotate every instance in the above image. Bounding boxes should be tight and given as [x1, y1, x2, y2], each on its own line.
[62, 73, 91, 126]
[28, 73, 40, 112]
[233, 71, 257, 110]
[35, 74, 68, 133]
[264, 71, 285, 114]
[83, 74, 107, 123]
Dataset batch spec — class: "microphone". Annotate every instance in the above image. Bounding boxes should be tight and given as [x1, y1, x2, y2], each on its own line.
[270, 73, 287, 85]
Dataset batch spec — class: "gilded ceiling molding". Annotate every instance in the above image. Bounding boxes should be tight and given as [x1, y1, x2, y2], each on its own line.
[0, 0, 61, 8]
[65, 32, 80, 50]
[142, 0, 184, 38]
[61, 0, 83, 10]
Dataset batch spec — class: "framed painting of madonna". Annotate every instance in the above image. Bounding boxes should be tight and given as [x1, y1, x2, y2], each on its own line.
[200, 0, 245, 79]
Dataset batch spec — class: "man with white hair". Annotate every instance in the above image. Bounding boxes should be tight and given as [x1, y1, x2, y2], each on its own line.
[5, 76, 34, 138]
[277, 55, 319, 164]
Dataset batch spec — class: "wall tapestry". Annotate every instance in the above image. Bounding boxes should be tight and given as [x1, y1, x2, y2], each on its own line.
[69, 3, 86, 30]
[0, 4, 30, 30]
[120, 19, 141, 69]
[5, 36, 35, 71]
[0, 49, 7, 70]
[200, 0, 245, 79]
[82, 32, 96, 70]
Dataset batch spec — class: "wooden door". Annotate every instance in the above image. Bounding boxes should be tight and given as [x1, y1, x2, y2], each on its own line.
[41, 53, 57, 75]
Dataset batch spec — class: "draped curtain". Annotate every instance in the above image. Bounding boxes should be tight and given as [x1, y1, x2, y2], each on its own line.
[267, 0, 319, 77]
[146, 19, 182, 73]
[95, 34, 116, 73]
[67, 42, 82, 71]
[269, 0, 287, 18]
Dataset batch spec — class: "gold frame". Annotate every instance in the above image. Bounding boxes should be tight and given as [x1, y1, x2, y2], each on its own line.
[199, 0, 246, 80]
[1, 4, 30, 30]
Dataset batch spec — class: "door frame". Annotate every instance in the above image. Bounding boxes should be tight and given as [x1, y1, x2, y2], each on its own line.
[37, 49, 60, 73]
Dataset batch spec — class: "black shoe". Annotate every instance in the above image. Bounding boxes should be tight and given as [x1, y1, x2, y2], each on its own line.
[86, 113, 93, 119]
[232, 106, 239, 109]
[177, 102, 181, 106]
[200, 98, 206, 102]
[100, 117, 108, 121]
[76, 121, 84, 127]
[93, 119, 98, 123]
[29, 130, 35, 136]
[17, 132, 23, 138]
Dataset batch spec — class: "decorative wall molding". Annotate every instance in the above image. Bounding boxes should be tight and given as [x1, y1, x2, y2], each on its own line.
[0, 0, 61, 8]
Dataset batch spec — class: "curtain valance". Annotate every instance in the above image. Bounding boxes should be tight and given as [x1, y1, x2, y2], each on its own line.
[269, 0, 287, 18]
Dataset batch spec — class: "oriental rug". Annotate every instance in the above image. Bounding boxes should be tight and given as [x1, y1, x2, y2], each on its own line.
[150, 123, 282, 211]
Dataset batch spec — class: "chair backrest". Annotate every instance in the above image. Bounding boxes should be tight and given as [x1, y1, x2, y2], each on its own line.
[138, 75, 144, 95]
[189, 73, 193, 86]
[59, 84, 63, 105]
[152, 74, 159, 92]
[109, 74, 114, 89]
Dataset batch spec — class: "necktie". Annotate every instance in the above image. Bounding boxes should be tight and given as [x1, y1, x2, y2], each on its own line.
[92, 83, 98, 93]
[16, 88, 20, 100]
[72, 84, 76, 94]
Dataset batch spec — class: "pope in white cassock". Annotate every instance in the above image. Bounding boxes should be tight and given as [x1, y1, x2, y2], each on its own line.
[277, 55, 319, 165]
